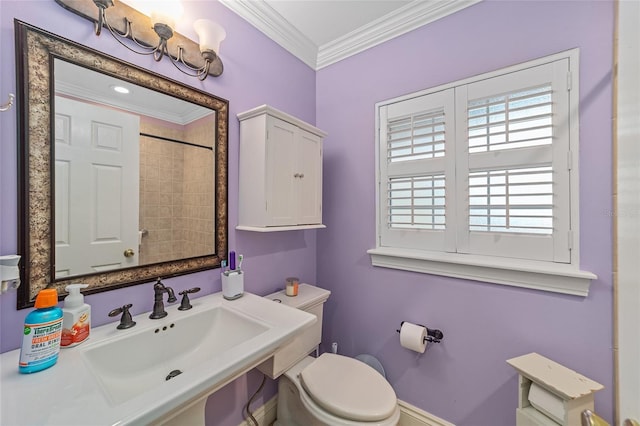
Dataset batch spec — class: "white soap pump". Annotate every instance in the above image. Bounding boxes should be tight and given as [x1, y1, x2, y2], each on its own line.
[61, 284, 91, 348]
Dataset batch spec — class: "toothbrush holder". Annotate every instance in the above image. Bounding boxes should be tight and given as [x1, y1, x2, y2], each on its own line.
[222, 270, 244, 300]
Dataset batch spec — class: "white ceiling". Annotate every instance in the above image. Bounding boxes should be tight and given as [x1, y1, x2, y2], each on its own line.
[220, 0, 481, 70]
[264, 0, 412, 46]
[54, 60, 212, 125]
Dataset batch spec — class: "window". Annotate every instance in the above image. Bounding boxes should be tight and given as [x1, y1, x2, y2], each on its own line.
[369, 50, 596, 296]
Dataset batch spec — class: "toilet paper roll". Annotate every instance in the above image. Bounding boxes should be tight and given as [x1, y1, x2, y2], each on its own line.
[528, 382, 565, 424]
[399, 322, 427, 353]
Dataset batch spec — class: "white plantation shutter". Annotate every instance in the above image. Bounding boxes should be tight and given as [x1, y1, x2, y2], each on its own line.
[379, 89, 456, 252]
[467, 85, 554, 153]
[387, 111, 446, 162]
[372, 51, 589, 292]
[376, 55, 574, 265]
[467, 167, 554, 234]
[456, 60, 571, 262]
[388, 175, 446, 230]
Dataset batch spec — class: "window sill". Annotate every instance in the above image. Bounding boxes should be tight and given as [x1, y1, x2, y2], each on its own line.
[367, 247, 597, 296]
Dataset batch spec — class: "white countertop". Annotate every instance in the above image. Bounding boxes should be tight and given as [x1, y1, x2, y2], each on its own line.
[1, 291, 316, 425]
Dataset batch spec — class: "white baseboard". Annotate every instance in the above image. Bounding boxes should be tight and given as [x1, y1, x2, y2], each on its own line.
[237, 395, 278, 426]
[237, 395, 454, 426]
[398, 399, 456, 426]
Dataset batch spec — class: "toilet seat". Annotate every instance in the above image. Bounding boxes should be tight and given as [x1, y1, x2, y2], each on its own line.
[299, 353, 397, 422]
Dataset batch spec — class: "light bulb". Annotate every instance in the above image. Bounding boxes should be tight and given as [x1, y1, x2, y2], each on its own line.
[149, 0, 184, 29]
[193, 19, 226, 55]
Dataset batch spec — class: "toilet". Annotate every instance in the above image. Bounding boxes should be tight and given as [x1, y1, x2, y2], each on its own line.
[258, 284, 400, 426]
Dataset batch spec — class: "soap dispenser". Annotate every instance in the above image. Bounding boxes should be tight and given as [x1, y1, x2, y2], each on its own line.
[60, 284, 91, 348]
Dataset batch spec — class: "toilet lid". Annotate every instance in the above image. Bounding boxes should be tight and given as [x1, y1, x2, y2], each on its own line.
[299, 353, 397, 422]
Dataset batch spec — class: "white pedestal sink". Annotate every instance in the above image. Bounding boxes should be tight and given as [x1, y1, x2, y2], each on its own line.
[0, 291, 316, 426]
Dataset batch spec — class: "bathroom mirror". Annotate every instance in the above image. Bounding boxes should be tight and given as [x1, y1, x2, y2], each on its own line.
[53, 59, 218, 278]
[15, 20, 228, 309]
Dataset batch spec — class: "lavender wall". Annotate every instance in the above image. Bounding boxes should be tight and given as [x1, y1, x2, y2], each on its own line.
[0, 0, 616, 425]
[0, 1, 316, 424]
[316, 1, 614, 425]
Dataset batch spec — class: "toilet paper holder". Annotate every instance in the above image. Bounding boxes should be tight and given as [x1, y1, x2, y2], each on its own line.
[396, 321, 444, 343]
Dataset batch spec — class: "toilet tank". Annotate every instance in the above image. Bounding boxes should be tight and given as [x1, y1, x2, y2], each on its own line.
[257, 284, 331, 379]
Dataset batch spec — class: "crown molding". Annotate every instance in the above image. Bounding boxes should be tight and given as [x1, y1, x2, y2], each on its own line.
[220, 0, 480, 71]
[219, 0, 318, 69]
[317, 0, 482, 69]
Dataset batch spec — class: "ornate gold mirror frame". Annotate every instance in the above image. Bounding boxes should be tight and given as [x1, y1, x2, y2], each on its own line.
[15, 20, 228, 308]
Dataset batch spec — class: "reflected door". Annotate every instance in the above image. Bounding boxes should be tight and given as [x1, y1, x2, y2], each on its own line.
[54, 96, 140, 277]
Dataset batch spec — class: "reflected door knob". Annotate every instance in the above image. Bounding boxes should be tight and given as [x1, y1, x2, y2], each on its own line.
[124, 248, 135, 258]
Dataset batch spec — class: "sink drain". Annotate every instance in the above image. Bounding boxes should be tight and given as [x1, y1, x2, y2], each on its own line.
[166, 369, 183, 381]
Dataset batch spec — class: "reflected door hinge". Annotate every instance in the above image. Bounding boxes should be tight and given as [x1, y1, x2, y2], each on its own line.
[567, 72, 572, 91]
[568, 230, 574, 250]
[567, 150, 573, 171]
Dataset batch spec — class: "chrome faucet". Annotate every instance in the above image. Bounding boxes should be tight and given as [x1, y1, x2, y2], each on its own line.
[149, 278, 177, 319]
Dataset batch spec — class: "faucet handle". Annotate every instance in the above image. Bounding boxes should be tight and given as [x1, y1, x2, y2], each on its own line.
[178, 287, 201, 311]
[108, 304, 136, 329]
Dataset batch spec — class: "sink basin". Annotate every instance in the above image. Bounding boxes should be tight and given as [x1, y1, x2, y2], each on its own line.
[0, 291, 316, 426]
[83, 306, 269, 405]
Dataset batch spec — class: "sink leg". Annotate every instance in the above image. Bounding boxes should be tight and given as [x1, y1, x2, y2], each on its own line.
[153, 398, 207, 426]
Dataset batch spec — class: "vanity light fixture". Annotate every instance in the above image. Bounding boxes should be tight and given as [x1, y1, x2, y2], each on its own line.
[55, 0, 225, 80]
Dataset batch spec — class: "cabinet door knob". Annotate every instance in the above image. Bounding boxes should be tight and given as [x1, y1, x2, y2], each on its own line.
[124, 248, 135, 258]
[293, 173, 300, 178]
[299, 173, 304, 178]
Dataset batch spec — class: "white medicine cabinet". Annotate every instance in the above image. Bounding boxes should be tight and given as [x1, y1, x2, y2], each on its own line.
[237, 105, 326, 231]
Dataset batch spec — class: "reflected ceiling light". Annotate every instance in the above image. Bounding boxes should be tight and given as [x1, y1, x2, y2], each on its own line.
[110, 85, 130, 94]
[55, 0, 224, 80]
